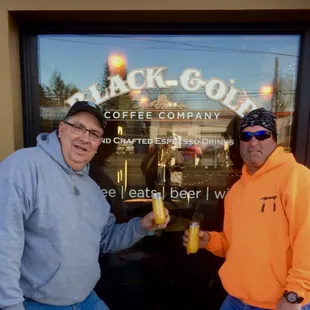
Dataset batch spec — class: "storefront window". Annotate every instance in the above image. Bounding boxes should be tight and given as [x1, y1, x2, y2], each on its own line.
[38, 33, 300, 308]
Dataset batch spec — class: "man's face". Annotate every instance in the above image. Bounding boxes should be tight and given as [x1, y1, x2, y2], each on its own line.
[58, 112, 103, 171]
[239, 125, 277, 173]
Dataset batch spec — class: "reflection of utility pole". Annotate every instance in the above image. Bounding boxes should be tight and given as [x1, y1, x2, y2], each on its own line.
[272, 57, 279, 116]
[214, 147, 218, 168]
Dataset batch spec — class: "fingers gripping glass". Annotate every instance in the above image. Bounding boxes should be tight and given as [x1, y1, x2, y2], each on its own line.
[239, 130, 272, 142]
[64, 121, 103, 142]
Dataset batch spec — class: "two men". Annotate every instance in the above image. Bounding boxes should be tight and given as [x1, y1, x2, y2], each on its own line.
[0, 101, 170, 309]
[184, 108, 310, 309]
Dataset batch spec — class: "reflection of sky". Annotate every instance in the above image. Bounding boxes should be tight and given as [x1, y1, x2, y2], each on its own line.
[38, 34, 300, 110]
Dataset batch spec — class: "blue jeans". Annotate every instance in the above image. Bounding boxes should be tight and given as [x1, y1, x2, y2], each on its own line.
[220, 295, 310, 310]
[23, 291, 109, 310]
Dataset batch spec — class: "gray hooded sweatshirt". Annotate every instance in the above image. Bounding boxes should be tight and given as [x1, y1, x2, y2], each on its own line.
[0, 130, 147, 309]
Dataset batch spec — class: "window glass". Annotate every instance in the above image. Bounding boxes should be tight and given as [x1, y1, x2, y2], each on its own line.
[38, 33, 300, 308]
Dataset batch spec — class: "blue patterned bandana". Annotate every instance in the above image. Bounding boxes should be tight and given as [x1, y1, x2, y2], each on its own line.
[239, 108, 277, 136]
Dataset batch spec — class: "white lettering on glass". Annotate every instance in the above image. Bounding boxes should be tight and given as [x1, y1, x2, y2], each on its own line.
[65, 66, 258, 117]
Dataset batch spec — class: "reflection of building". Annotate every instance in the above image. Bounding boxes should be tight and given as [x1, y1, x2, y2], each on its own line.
[40, 107, 69, 120]
[146, 95, 235, 143]
[151, 110, 235, 143]
[147, 108, 236, 168]
[40, 107, 70, 132]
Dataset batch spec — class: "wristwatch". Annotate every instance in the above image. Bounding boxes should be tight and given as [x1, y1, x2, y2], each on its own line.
[283, 290, 304, 304]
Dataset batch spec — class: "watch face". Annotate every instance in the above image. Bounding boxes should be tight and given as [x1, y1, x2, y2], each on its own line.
[287, 292, 298, 303]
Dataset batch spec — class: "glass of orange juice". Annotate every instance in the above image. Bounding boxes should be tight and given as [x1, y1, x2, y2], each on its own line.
[186, 221, 200, 254]
[151, 192, 166, 225]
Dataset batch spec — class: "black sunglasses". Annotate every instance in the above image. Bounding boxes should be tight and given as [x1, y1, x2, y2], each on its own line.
[239, 130, 272, 142]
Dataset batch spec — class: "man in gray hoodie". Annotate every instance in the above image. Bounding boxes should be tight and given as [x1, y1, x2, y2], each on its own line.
[0, 101, 170, 310]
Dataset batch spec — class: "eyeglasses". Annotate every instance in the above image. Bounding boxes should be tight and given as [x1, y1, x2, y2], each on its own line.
[64, 121, 103, 142]
[239, 130, 272, 142]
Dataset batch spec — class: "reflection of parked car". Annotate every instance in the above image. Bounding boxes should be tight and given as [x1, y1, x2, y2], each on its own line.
[180, 147, 196, 158]
[179, 147, 196, 167]
[181, 144, 203, 156]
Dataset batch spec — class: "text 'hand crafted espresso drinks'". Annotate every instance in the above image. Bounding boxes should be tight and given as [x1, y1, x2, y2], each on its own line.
[151, 192, 166, 225]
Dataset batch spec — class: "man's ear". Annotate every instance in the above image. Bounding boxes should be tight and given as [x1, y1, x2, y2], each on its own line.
[58, 121, 65, 138]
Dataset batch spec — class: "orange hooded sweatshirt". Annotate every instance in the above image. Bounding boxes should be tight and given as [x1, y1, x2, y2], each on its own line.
[206, 146, 310, 309]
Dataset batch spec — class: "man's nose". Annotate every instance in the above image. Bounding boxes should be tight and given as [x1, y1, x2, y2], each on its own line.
[248, 136, 259, 145]
[79, 130, 91, 141]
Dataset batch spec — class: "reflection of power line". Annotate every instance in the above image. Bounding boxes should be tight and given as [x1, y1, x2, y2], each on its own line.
[245, 73, 274, 81]
[78, 89, 295, 94]
[103, 35, 298, 57]
[42, 37, 298, 57]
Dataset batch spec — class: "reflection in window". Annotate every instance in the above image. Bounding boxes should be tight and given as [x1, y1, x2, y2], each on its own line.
[38, 34, 300, 226]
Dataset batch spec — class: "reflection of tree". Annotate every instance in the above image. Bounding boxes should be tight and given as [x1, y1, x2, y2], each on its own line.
[276, 75, 294, 112]
[99, 58, 139, 144]
[66, 83, 80, 98]
[145, 86, 183, 107]
[99, 60, 136, 111]
[48, 71, 66, 105]
[39, 84, 52, 107]
[148, 94, 188, 110]
[271, 57, 295, 113]
[40, 70, 79, 107]
[100, 61, 110, 91]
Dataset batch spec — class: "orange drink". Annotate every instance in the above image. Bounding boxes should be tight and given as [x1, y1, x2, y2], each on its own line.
[186, 221, 200, 254]
[151, 192, 166, 225]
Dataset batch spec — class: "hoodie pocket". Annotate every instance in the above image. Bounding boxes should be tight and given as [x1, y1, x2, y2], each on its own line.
[31, 262, 101, 304]
[21, 251, 62, 299]
[219, 256, 284, 304]
[33, 263, 62, 290]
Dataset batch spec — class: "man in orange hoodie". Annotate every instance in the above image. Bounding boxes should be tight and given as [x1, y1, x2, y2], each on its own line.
[183, 108, 310, 310]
